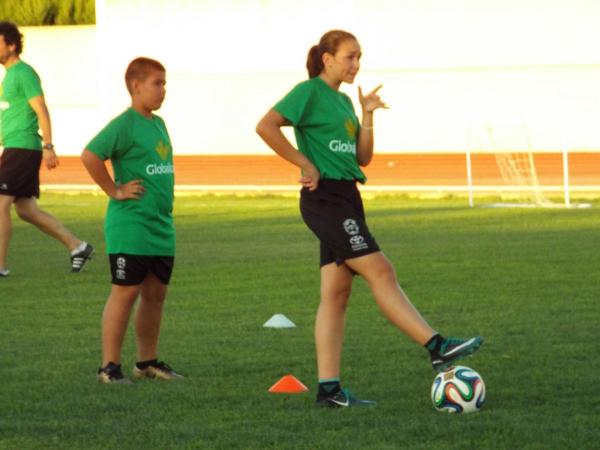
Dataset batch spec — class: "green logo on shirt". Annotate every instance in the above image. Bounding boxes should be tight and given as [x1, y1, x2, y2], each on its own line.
[344, 118, 357, 138]
[156, 140, 170, 160]
[147, 140, 173, 175]
[327, 118, 358, 154]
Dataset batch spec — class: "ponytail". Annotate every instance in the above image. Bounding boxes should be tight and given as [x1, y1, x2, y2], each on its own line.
[306, 45, 323, 78]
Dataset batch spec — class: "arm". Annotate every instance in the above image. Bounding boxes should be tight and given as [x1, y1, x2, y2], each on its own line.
[28, 95, 58, 170]
[81, 149, 144, 200]
[357, 110, 374, 166]
[256, 109, 320, 191]
[356, 85, 388, 167]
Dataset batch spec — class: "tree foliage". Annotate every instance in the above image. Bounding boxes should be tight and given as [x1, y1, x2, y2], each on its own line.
[0, 0, 95, 25]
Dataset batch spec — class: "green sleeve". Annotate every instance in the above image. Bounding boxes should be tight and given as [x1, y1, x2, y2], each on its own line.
[20, 66, 43, 100]
[273, 81, 314, 126]
[86, 114, 132, 161]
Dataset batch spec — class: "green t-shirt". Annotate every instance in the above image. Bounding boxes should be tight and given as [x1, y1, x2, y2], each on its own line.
[0, 60, 43, 150]
[274, 76, 366, 183]
[86, 108, 175, 256]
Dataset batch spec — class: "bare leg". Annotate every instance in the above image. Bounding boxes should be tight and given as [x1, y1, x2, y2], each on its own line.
[101, 284, 140, 366]
[14, 197, 81, 251]
[315, 262, 354, 379]
[345, 251, 436, 345]
[135, 273, 167, 362]
[0, 195, 14, 269]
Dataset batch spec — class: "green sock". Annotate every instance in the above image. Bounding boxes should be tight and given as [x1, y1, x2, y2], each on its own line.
[425, 334, 444, 354]
[318, 377, 341, 396]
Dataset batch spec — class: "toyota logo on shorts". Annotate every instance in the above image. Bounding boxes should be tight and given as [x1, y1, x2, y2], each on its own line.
[349, 235, 365, 245]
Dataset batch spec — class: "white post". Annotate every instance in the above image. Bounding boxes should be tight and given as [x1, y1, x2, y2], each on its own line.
[562, 148, 571, 208]
[466, 148, 474, 207]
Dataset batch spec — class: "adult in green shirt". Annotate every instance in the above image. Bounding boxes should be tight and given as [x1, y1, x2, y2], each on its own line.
[82, 57, 182, 384]
[0, 21, 93, 277]
[257, 29, 483, 407]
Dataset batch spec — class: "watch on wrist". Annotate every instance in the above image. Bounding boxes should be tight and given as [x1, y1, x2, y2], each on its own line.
[43, 143, 54, 150]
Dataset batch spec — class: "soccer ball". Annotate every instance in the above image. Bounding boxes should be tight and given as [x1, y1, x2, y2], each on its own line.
[431, 366, 485, 413]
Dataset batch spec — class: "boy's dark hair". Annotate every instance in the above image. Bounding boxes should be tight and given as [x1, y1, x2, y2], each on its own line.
[125, 57, 166, 94]
[0, 21, 23, 55]
[306, 30, 357, 79]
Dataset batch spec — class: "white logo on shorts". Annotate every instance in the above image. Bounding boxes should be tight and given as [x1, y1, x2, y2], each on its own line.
[343, 219, 360, 236]
[350, 235, 364, 245]
[115, 257, 126, 279]
[349, 235, 368, 251]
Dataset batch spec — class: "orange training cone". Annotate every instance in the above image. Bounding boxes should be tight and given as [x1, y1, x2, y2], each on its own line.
[268, 374, 310, 394]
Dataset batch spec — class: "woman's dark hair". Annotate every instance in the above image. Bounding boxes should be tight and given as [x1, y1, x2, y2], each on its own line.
[306, 29, 357, 78]
[0, 21, 23, 55]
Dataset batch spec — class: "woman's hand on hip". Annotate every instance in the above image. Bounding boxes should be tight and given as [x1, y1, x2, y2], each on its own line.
[299, 162, 320, 191]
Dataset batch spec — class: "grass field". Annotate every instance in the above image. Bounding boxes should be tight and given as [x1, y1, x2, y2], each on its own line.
[1, 193, 599, 449]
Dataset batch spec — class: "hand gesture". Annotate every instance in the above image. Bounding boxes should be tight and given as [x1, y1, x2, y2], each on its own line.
[299, 162, 320, 191]
[358, 85, 388, 113]
[43, 148, 59, 170]
[114, 179, 145, 200]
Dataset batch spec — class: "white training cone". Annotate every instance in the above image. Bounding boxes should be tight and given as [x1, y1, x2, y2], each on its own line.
[263, 314, 296, 328]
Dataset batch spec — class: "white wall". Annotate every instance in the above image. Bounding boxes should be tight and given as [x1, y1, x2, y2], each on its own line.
[4, 1, 600, 155]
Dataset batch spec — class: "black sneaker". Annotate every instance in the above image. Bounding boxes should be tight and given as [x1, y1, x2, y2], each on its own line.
[71, 242, 94, 272]
[316, 388, 376, 408]
[132, 361, 184, 380]
[0, 269, 9, 278]
[97, 362, 133, 384]
[431, 336, 484, 372]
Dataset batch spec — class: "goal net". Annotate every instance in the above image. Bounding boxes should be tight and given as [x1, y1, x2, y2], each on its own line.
[468, 123, 552, 207]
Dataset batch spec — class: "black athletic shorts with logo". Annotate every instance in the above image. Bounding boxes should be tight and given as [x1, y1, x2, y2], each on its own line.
[109, 254, 175, 286]
[300, 179, 380, 267]
[0, 148, 43, 198]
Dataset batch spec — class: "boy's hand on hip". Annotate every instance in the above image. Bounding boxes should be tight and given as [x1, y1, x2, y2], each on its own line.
[114, 180, 145, 200]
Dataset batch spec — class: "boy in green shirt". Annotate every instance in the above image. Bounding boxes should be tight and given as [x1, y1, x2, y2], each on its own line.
[0, 21, 93, 277]
[82, 57, 182, 383]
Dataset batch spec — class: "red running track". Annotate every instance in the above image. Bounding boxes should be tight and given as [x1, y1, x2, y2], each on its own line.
[39, 153, 600, 189]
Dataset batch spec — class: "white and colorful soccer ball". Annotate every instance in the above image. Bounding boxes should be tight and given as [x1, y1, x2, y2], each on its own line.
[431, 365, 485, 413]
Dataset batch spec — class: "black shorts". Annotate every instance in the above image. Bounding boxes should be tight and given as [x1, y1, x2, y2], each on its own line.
[300, 179, 380, 267]
[109, 254, 175, 286]
[0, 148, 42, 198]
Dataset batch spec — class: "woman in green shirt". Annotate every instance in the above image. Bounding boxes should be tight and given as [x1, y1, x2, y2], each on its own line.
[257, 30, 483, 407]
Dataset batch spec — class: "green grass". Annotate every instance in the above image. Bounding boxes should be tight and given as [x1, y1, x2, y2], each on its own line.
[1, 193, 599, 449]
